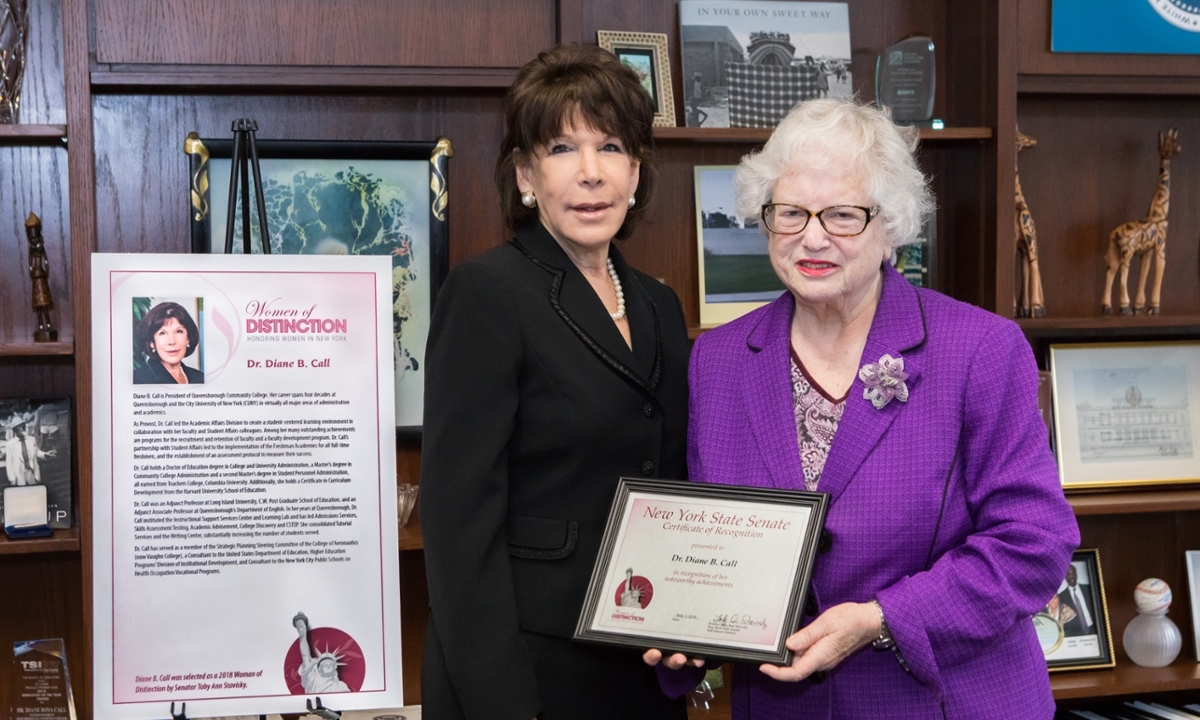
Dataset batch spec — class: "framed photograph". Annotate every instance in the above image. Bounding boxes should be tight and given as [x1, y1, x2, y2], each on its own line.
[694, 166, 786, 327]
[1033, 549, 1115, 672]
[1188, 550, 1200, 662]
[597, 31, 676, 127]
[184, 135, 452, 432]
[0, 397, 72, 528]
[1049, 341, 1200, 490]
[680, 1, 853, 128]
[575, 477, 829, 664]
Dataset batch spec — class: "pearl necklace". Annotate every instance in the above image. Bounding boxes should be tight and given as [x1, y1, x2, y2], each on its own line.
[606, 257, 626, 321]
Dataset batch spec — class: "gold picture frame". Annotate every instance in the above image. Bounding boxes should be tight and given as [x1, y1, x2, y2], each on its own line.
[1035, 549, 1115, 672]
[597, 31, 676, 127]
[1049, 341, 1200, 490]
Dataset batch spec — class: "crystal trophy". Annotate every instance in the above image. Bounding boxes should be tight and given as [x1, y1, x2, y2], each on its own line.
[876, 35, 936, 125]
[11, 639, 76, 720]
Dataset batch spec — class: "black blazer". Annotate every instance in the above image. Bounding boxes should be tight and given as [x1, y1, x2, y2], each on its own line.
[133, 358, 205, 384]
[1059, 585, 1097, 637]
[420, 223, 690, 720]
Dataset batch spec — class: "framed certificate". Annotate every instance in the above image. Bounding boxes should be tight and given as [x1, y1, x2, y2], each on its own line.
[575, 478, 828, 665]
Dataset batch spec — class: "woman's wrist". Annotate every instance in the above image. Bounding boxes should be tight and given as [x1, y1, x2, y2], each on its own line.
[869, 599, 894, 650]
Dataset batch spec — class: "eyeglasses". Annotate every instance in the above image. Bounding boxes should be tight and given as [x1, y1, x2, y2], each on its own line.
[760, 203, 880, 237]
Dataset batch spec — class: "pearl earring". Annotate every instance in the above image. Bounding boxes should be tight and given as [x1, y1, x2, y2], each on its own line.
[521, 191, 537, 208]
[628, 195, 636, 209]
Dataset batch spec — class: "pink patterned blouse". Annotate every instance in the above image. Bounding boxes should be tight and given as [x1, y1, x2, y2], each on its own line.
[790, 347, 846, 491]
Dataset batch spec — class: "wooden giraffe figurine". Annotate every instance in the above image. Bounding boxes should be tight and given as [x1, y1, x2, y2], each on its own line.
[1015, 128, 1045, 318]
[1102, 128, 1181, 315]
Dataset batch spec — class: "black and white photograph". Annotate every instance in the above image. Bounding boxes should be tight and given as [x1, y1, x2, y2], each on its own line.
[680, 0, 852, 128]
[694, 166, 785, 327]
[1032, 549, 1114, 671]
[0, 398, 72, 529]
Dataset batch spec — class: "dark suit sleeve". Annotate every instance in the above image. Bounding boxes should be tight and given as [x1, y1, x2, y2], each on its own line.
[420, 260, 541, 720]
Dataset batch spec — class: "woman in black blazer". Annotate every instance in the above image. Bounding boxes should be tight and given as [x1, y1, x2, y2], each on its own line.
[420, 45, 689, 720]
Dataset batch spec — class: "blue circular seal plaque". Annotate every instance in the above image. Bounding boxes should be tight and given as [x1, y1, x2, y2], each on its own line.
[1150, 0, 1200, 31]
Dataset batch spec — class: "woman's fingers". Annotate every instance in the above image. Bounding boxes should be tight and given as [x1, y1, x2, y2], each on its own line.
[642, 649, 705, 669]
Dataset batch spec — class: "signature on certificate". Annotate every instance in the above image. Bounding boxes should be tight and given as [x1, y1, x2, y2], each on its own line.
[710, 612, 768, 629]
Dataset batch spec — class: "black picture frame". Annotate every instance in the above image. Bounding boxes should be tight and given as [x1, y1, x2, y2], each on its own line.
[575, 478, 829, 665]
[615, 48, 660, 104]
[1034, 548, 1116, 672]
[184, 135, 451, 433]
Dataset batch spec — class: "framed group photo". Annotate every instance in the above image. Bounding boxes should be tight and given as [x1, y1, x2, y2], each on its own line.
[184, 135, 452, 431]
[1049, 341, 1199, 490]
[1033, 549, 1115, 672]
[597, 31, 676, 127]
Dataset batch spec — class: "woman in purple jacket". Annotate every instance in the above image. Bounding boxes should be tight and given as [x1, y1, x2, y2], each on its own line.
[647, 99, 1079, 718]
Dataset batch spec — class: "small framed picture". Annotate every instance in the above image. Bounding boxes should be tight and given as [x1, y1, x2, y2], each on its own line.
[1033, 549, 1115, 672]
[0, 397, 72, 529]
[597, 31, 676, 127]
[694, 166, 786, 327]
[1049, 341, 1200, 490]
[184, 135, 452, 432]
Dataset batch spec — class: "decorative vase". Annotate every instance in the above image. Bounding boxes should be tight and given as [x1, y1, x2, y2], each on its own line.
[1123, 578, 1182, 667]
[0, 0, 29, 123]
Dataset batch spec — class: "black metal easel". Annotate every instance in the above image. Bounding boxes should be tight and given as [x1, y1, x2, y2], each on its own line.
[223, 118, 272, 254]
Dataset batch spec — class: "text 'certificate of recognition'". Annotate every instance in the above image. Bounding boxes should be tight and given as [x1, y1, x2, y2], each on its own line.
[91, 254, 402, 720]
[576, 479, 828, 664]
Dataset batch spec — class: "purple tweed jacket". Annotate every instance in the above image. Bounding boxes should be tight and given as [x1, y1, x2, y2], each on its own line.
[672, 265, 1079, 719]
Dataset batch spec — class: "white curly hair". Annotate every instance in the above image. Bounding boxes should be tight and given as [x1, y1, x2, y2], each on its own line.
[733, 98, 934, 249]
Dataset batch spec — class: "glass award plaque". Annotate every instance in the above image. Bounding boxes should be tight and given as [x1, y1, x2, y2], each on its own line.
[876, 35, 936, 125]
[11, 639, 76, 720]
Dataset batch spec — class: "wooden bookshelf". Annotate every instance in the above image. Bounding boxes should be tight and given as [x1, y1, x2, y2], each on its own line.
[1052, 659, 1200, 701]
[0, 340, 74, 357]
[654, 126, 992, 144]
[0, 124, 67, 140]
[0, 527, 80, 555]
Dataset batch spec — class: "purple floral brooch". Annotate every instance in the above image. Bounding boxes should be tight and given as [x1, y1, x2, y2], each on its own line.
[858, 354, 910, 410]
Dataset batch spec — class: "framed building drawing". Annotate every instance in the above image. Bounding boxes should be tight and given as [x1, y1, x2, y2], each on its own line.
[597, 31, 676, 127]
[1049, 341, 1199, 490]
[184, 135, 452, 431]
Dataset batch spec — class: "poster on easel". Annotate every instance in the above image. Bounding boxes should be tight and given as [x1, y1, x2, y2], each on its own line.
[90, 253, 402, 720]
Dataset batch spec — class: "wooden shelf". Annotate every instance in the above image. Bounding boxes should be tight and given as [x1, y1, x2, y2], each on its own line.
[0, 527, 80, 555]
[0, 340, 74, 357]
[654, 126, 992, 143]
[1052, 658, 1200, 700]
[1069, 489, 1200, 516]
[1018, 315, 1200, 333]
[91, 65, 519, 89]
[398, 514, 422, 551]
[0, 124, 67, 140]
[1019, 74, 1200, 96]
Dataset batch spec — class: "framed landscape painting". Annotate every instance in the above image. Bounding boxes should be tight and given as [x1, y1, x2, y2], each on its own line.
[185, 135, 451, 431]
[694, 165, 785, 327]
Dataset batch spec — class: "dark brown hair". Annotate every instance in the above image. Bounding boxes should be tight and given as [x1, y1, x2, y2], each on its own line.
[136, 301, 200, 361]
[495, 43, 658, 238]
